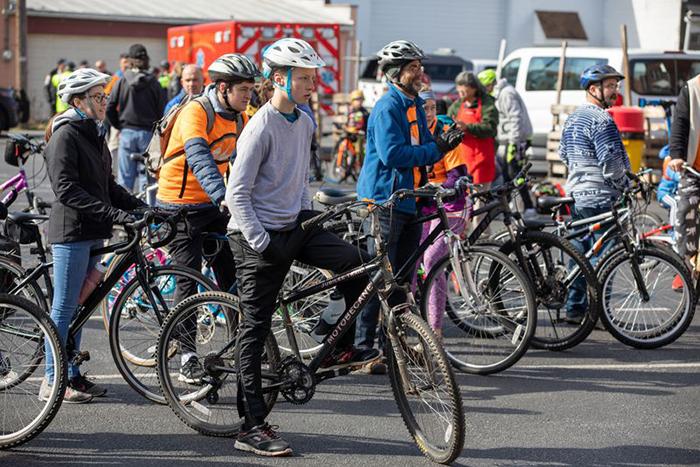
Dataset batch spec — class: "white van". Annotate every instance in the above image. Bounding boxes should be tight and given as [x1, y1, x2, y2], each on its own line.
[501, 47, 700, 141]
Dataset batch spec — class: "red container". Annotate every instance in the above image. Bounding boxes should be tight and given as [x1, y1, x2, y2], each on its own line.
[607, 106, 645, 133]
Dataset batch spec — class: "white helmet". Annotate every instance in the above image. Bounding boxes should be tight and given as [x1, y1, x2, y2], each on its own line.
[263, 38, 326, 70]
[208, 53, 261, 82]
[57, 68, 111, 103]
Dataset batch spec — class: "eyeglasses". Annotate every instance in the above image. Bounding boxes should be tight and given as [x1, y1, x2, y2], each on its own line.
[405, 63, 423, 73]
[87, 93, 107, 104]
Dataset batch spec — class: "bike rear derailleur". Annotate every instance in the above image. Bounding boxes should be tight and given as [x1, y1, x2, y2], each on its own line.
[278, 356, 315, 405]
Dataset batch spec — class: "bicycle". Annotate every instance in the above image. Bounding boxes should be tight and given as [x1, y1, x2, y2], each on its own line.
[0, 293, 66, 449]
[536, 172, 694, 349]
[156, 191, 467, 464]
[327, 126, 365, 183]
[0, 208, 217, 403]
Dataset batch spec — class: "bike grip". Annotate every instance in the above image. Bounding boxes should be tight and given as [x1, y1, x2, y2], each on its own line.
[301, 210, 333, 231]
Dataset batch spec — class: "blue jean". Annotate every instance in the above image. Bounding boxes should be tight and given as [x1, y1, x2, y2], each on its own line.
[566, 205, 612, 317]
[117, 128, 152, 193]
[45, 239, 103, 381]
[354, 210, 422, 350]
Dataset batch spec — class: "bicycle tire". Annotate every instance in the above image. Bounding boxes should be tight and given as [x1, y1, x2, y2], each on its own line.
[108, 265, 217, 404]
[490, 230, 601, 351]
[386, 308, 465, 464]
[157, 291, 280, 437]
[421, 245, 536, 374]
[597, 246, 696, 349]
[0, 255, 49, 312]
[0, 294, 67, 449]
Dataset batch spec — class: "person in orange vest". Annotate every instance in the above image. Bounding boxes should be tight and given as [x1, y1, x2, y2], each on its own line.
[157, 53, 259, 385]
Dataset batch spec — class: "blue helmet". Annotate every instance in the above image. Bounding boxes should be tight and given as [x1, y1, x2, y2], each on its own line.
[579, 64, 624, 89]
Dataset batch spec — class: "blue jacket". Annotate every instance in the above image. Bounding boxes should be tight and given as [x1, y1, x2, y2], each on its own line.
[357, 84, 442, 214]
[163, 89, 185, 115]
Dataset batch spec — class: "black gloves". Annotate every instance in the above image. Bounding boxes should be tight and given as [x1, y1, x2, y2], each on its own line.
[112, 209, 138, 225]
[434, 124, 464, 154]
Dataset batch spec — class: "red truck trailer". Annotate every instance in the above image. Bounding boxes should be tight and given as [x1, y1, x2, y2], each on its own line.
[167, 21, 342, 112]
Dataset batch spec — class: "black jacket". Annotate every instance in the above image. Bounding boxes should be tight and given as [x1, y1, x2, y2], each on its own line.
[670, 84, 690, 159]
[106, 69, 165, 131]
[45, 119, 144, 244]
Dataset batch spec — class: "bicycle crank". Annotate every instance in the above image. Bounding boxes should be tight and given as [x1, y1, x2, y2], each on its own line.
[278, 356, 315, 405]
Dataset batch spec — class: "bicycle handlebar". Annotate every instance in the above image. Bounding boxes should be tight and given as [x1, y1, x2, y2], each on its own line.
[113, 208, 182, 255]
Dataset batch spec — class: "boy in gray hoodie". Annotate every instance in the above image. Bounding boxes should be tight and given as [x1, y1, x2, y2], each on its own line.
[226, 38, 378, 457]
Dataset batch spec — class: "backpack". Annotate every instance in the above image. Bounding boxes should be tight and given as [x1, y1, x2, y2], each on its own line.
[144, 94, 215, 177]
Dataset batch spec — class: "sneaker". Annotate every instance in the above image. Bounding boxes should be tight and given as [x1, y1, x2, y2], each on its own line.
[321, 347, 379, 371]
[672, 274, 684, 291]
[179, 356, 205, 384]
[69, 374, 107, 397]
[39, 378, 93, 404]
[234, 423, 292, 457]
[353, 356, 387, 375]
[564, 314, 584, 325]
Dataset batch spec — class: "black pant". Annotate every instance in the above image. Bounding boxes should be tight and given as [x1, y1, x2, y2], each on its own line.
[170, 207, 235, 352]
[229, 210, 370, 429]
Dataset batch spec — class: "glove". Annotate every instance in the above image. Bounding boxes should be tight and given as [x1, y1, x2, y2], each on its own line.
[113, 209, 138, 225]
[434, 124, 464, 154]
[506, 143, 518, 164]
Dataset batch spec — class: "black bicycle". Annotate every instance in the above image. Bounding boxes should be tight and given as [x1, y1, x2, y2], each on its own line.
[156, 192, 466, 464]
[469, 164, 601, 351]
[0, 208, 217, 403]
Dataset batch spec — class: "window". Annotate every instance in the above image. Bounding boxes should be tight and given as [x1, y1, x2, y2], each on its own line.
[501, 59, 520, 86]
[423, 63, 468, 82]
[631, 60, 673, 95]
[675, 59, 700, 91]
[526, 57, 607, 91]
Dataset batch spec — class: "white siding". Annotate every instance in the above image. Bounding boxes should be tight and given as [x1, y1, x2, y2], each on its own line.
[28, 34, 167, 120]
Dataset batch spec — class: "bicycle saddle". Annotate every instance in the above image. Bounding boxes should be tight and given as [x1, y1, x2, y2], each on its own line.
[536, 196, 575, 211]
[314, 187, 357, 205]
[7, 211, 49, 224]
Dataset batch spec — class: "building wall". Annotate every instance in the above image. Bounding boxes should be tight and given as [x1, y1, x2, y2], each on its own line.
[334, 0, 682, 69]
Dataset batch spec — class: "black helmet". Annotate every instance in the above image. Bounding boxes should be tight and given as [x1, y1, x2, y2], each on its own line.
[377, 40, 425, 81]
[208, 54, 261, 82]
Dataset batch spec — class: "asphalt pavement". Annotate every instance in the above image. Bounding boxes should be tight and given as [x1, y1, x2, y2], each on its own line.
[0, 134, 698, 466]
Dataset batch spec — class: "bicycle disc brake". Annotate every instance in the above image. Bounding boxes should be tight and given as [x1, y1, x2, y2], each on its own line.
[278, 356, 315, 405]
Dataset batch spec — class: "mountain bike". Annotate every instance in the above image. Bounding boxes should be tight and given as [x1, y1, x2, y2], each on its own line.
[156, 192, 466, 464]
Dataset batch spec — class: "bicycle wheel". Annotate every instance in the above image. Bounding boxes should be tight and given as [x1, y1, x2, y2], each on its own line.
[108, 265, 217, 404]
[273, 262, 331, 358]
[598, 246, 695, 349]
[100, 247, 170, 333]
[421, 245, 536, 374]
[0, 255, 49, 312]
[386, 308, 465, 464]
[493, 231, 601, 351]
[157, 291, 280, 437]
[0, 294, 66, 449]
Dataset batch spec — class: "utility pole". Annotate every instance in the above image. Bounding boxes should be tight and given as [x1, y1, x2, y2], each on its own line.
[15, 0, 26, 93]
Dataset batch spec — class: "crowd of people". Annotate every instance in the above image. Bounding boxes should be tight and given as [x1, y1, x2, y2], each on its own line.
[35, 33, 698, 459]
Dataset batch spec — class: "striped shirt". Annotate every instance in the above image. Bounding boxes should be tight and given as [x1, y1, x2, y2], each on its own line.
[559, 104, 630, 208]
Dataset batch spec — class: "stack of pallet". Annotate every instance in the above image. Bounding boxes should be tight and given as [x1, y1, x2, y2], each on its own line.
[546, 104, 577, 179]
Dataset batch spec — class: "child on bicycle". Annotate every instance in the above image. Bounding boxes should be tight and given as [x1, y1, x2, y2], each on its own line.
[414, 89, 470, 341]
[225, 38, 378, 457]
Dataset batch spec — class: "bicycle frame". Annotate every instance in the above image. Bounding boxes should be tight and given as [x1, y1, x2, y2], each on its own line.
[5, 238, 174, 360]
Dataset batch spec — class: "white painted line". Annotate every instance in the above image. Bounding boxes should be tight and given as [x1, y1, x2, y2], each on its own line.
[23, 362, 700, 383]
[517, 362, 700, 370]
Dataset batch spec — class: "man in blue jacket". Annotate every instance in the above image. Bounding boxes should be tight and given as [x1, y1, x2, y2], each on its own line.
[354, 40, 464, 373]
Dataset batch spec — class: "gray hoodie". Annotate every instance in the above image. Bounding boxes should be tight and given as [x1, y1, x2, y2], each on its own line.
[493, 78, 533, 145]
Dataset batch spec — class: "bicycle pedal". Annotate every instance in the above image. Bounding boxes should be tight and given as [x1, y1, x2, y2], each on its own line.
[72, 351, 91, 365]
